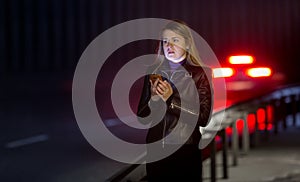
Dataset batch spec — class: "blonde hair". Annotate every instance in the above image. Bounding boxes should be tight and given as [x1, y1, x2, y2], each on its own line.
[156, 20, 203, 66]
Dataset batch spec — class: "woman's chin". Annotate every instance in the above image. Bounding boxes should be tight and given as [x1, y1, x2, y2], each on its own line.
[166, 56, 177, 62]
[167, 58, 184, 63]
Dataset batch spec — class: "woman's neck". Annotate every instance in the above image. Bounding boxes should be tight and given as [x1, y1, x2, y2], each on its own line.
[168, 58, 186, 71]
[168, 53, 186, 64]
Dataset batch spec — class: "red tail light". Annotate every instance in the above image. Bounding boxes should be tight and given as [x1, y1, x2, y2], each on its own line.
[229, 55, 254, 64]
[246, 67, 272, 78]
[213, 68, 234, 78]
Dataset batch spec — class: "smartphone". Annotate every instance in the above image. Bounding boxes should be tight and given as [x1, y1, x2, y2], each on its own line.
[149, 74, 162, 83]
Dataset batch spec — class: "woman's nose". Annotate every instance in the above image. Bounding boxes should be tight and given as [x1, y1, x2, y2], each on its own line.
[166, 41, 174, 47]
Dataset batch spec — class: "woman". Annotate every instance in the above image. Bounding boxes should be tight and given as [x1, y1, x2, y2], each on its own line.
[137, 20, 213, 181]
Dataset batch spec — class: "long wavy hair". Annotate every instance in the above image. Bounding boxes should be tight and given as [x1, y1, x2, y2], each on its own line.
[155, 20, 204, 67]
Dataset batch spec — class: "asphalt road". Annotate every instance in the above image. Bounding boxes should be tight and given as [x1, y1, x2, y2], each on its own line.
[0, 73, 277, 182]
[0, 75, 131, 182]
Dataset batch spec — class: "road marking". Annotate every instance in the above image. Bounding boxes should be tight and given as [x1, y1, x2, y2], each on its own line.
[4, 134, 49, 149]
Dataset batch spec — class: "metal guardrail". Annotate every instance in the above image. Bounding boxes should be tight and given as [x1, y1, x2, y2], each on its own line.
[106, 83, 300, 182]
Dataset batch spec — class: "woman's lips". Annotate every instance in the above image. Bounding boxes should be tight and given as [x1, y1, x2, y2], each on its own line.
[168, 51, 175, 55]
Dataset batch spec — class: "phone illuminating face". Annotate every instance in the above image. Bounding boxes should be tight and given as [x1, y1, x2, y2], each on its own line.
[149, 74, 162, 83]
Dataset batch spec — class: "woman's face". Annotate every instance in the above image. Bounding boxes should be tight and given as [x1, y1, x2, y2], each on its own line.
[162, 29, 187, 63]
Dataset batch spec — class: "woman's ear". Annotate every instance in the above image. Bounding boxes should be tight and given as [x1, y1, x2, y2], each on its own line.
[186, 40, 191, 51]
[186, 45, 190, 52]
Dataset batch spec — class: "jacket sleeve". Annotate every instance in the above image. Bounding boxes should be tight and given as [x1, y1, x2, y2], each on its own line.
[196, 67, 213, 127]
[167, 67, 213, 127]
[137, 75, 151, 118]
[137, 74, 165, 124]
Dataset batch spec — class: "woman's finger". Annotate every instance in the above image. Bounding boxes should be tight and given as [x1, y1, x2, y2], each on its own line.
[156, 85, 165, 94]
[154, 78, 159, 87]
[150, 78, 160, 96]
[166, 82, 172, 90]
[157, 84, 166, 92]
[149, 79, 153, 86]
[158, 80, 168, 87]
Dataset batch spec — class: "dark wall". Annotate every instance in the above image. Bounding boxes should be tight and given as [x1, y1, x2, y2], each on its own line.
[0, 0, 299, 82]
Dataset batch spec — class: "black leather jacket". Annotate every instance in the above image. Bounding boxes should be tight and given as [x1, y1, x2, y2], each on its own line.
[137, 60, 213, 146]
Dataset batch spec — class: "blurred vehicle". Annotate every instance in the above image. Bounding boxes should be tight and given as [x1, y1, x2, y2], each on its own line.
[212, 55, 285, 104]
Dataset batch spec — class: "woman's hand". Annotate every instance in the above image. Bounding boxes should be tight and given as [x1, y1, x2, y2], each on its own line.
[150, 79, 173, 102]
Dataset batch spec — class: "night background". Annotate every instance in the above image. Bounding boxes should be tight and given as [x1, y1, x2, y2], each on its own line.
[0, 0, 300, 181]
[1, 0, 300, 81]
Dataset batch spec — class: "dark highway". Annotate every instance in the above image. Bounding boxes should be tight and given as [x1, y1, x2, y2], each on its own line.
[0, 75, 129, 182]
[1, 0, 300, 181]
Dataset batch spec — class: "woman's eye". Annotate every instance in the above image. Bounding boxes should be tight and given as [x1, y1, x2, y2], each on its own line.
[173, 39, 179, 43]
[162, 40, 168, 44]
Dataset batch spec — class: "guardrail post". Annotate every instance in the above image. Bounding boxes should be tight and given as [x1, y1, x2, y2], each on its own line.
[232, 120, 238, 166]
[297, 93, 300, 113]
[242, 112, 250, 154]
[210, 138, 216, 182]
[280, 97, 287, 130]
[220, 128, 228, 179]
[291, 94, 297, 126]
[295, 91, 300, 125]
[263, 105, 270, 140]
[251, 110, 260, 147]
[271, 99, 279, 135]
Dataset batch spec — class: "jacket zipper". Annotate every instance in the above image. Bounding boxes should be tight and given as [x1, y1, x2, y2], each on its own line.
[170, 102, 199, 116]
[155, 70, 197, 147]
[162, 118, 166, 148]
[160, 70, 186, 82]
[170, 70, 185, 82]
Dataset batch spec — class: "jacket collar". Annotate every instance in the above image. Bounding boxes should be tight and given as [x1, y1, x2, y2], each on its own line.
[158, 59, 188, 71]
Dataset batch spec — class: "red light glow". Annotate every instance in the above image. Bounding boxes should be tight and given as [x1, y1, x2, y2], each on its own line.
[267, 105, 274, 123]
[229, 55, 254, 64]
[235, 116, 256, 135]
[213, 68, 234, 78]
[236, 119, 244, 134]
[225, 107, 274, 136]
[246, 67, 272, 78]
[247, 114, 256, 133]
[257, 107, 273, 130]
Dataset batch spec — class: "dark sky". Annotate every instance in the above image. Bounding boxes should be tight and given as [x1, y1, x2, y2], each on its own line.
[1, 0, 299, 83]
